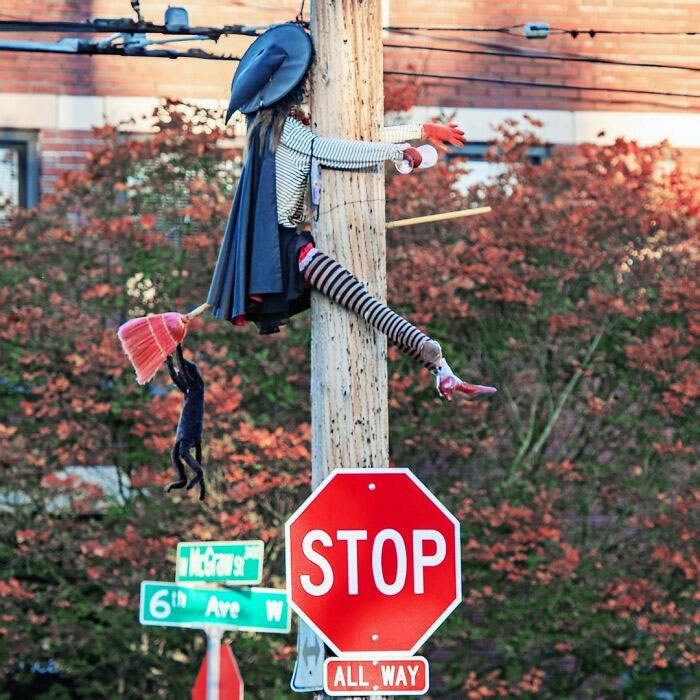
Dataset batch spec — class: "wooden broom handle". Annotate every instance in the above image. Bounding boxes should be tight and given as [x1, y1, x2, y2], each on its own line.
[181, 209, 490, 319]
[184, 303, 212, 320]
[386, 206, 492, 229]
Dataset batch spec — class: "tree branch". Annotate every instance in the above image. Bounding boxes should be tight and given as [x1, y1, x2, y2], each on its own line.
[524, 330, 605, 467]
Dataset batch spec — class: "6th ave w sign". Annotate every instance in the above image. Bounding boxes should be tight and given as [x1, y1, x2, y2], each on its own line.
[139, 581, 289, 632]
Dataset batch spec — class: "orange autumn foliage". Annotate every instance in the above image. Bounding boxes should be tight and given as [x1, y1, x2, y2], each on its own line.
[0, 95, 696, 696]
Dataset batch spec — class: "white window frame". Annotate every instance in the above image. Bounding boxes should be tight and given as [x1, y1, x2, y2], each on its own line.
[0, 129, 39, 208]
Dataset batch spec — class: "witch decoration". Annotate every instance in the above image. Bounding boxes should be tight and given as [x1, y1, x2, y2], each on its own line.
[118, 23, 496, 499]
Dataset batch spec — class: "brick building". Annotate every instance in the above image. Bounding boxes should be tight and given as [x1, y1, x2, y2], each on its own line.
[1, 0, 699, 205]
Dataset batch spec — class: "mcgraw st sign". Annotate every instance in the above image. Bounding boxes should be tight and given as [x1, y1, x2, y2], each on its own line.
[176, 541, 264, 585]
[139, 581, 289, 633]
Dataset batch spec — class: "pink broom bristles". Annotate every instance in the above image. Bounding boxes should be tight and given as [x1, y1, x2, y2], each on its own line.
[118, 312, 186, 384]
[117, 303, 211, 384]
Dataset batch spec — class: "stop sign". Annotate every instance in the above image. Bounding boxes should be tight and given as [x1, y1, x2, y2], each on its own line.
[285, 468, 461, 657]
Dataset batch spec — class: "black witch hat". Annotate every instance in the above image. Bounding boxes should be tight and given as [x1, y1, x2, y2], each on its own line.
[226, 23, 313, 121]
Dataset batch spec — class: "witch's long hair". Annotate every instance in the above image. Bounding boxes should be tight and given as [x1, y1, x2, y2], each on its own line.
[245, 77, 309, 156]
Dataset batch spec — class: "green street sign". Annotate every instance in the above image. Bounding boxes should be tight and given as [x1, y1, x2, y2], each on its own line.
[139, 581, 290, 633]
[176, 541, 264, 584]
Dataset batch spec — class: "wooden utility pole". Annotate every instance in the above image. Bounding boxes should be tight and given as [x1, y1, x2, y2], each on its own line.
[310, 0, 388, 487]
[306, 5, 387, 697]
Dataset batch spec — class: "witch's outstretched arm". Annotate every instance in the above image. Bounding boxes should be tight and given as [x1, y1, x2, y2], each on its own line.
[281, 118, 413, 170]
[281, 118, 467, 171]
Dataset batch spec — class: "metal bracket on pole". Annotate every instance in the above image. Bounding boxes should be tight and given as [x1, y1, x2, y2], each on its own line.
[130, 0, 145, 24]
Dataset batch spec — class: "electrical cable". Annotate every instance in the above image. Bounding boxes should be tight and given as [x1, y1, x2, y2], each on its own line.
[0, 19, 262, 38]
[384, 42, 700, 73]
[384, 24, 522, 35]
[2, 29, 697, 102]
[385, 69, 700, 99]
[3, 17, 697, 39]
[549, 26, 700, 38]
[384, 24, 700, 37]
[385, 29, 692, 65]
[0, 41, 239, 61]
[384, 77, 691, 110]
[2, 38, 696, 101]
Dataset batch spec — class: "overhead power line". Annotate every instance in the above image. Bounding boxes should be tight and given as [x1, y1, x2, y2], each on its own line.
[549, 26, 700, 38]
[384, 24, 700, 38]
[2, 30, 697, 103]
[0, 39, 238, 61]
[385, 42, 700, 73]
[385, 69, 700, 100]
[385, 24, 520, 35]
[2, 17, 697, 39]
[2, 39, 697, 101]
[0, 18, 264, 38]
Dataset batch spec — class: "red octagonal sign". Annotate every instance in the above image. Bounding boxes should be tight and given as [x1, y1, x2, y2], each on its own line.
[285, 468, 461, 657]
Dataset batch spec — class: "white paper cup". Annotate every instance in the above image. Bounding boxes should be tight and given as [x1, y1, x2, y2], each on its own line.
[416, 144, 439, 169]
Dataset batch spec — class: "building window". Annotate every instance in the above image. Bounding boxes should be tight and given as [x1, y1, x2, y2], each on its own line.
[0, 130, 39, 210]
[447, 142, 551, 193]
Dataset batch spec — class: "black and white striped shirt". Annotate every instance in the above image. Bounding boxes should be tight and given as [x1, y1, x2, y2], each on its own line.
[276, 117, 423, 226]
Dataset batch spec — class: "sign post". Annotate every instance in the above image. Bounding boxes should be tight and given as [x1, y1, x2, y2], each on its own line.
[206, 627, 223, 700]
[191, 639, 244, 700]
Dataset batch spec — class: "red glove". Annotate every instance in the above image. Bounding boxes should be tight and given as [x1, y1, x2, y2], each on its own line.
[422, 122, 466, 149]
[402, 147, 422, 169]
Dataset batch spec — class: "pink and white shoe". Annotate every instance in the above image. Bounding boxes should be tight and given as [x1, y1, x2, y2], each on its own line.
[435, 359, 497, 401]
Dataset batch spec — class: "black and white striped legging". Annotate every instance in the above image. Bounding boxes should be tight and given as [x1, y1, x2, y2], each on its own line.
[301, 249, 443, 371]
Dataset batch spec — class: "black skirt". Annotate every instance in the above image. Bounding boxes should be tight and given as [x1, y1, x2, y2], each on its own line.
[242, 226, 314, 334]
